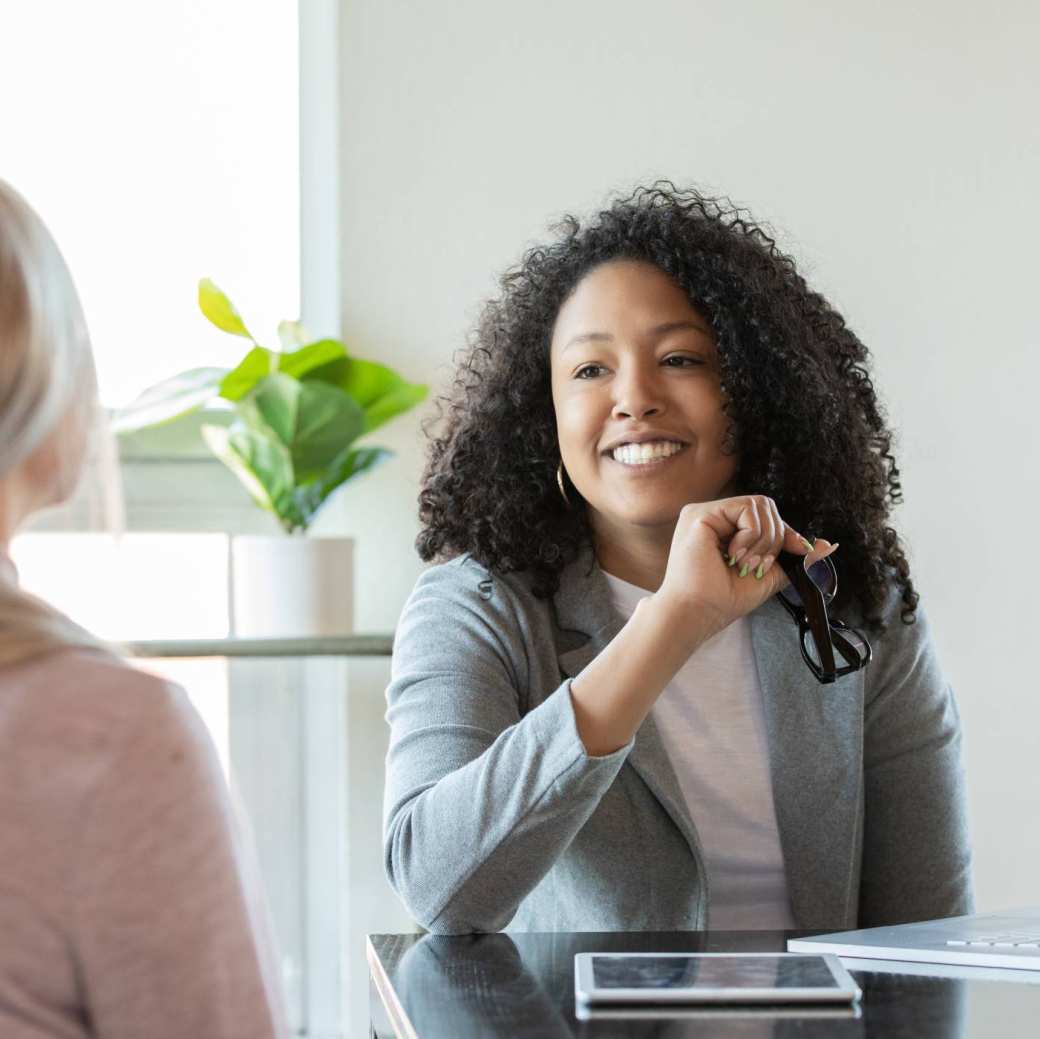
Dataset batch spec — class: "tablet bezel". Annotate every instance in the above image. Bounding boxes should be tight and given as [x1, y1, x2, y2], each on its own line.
[573, 951, 862, 1005]
[575, 1002, 864, 1021]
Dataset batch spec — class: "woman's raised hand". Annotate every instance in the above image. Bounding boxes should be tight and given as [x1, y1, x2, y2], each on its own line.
[655, 496, 835, 640]
[569, 496, 835, 756]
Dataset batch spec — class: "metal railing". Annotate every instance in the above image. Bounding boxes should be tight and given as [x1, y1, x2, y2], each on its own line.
[129, 634, 394, 659]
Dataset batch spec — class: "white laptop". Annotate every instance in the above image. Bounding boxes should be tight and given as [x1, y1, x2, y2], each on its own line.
[788, 908, 1040, 971]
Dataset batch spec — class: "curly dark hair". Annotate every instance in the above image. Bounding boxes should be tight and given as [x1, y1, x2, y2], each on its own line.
[417, 183, 917, 631]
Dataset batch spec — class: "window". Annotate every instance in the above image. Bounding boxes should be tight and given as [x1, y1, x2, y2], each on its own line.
[1, 1, 299, 408]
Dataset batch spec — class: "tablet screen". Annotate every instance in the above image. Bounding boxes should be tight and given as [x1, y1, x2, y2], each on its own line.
[591, 955, 840, 991]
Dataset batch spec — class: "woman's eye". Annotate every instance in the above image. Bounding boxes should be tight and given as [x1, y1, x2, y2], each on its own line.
[575, 364, 605, 379]
[663, 355, 705, 368]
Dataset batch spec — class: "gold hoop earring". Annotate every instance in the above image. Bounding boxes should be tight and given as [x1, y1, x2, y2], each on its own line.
[556, 461, 571, 508]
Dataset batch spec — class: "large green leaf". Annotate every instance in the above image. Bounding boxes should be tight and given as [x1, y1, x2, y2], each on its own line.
[318, 444, 392, 497]
[219, 346, 276, 401]
[277, 339, 347, 380]
[290, 382, 366, 479]
[239, 373, 366, 483]
[239, 372, 299, 446]
[202, 422, 304, 532]
[361, 382, 428, 434]
[111, 367, 228, 433]
[302, 355, 387, 405]
[292, 446, 393, 527]
[300, 354, 428, 433]
[220, 341, 347, 405]
[198, 278, 253, 339]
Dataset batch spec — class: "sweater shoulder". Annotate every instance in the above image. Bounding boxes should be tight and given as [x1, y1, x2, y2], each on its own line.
[0, 648, 193, 779]
[410, 555, 547, 616]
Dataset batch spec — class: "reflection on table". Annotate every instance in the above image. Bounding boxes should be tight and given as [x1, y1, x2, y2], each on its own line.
[367, 928, 1040, 1038]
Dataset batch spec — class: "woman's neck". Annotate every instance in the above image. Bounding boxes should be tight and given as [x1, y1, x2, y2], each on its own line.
[0, 476, 33, 550]
[0, 542, 16, 585]
[0, 478, 33, 583]
[593, 527, 673, 593]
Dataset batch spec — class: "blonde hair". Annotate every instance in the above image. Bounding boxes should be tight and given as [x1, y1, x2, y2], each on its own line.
[0, 180, 107, 667]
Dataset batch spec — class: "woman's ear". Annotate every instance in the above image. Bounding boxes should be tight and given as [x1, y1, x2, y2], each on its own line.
[21, 403, 90, 513]
[21, 434, 63, 512]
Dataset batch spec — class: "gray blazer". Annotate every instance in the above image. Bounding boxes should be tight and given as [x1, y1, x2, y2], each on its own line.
[383, 549, 973, 935]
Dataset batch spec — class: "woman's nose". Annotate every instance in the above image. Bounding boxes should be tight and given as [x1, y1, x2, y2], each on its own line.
[612, 367, 663, 420]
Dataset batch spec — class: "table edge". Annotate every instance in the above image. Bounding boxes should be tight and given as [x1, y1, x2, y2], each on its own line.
[367, 936, 420, 1039]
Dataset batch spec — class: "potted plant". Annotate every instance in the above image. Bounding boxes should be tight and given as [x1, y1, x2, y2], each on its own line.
[114, 278, 427, 533]
[113, 279, 428, 636]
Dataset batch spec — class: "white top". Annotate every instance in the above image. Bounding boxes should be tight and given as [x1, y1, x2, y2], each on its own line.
[0, 646, 289, 1038]
[604, 571, 796, 929]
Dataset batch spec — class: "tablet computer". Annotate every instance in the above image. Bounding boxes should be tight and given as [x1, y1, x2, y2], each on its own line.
[573, 952, 862, 1005]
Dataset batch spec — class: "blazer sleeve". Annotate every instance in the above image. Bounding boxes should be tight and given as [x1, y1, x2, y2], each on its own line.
[71, 677, 290, 1039]
[858, 592, 974, 926]
[383, 561, 632, 934]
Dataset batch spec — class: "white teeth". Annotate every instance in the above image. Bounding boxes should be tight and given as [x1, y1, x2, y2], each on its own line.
[611, 440, 686, 465]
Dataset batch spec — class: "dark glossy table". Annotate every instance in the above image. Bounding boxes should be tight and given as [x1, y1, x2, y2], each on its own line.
[368, 930, 1040, 1037]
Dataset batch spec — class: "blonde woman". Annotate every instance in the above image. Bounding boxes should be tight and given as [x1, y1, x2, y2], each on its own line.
[0, 182, 289, 1038]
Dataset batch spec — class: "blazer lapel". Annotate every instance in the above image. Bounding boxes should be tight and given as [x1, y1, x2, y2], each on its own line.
[553, 551, 709, 885]
[750, 598, 864, 929]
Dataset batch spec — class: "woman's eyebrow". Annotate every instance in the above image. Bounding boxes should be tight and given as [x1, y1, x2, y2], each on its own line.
[562, 319, 711, 354]
[651, 319, 712, 338]
[561, 331, 613, 353]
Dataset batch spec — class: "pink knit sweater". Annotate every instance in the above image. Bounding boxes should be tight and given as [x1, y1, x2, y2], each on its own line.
[0, 648, 289, 1038]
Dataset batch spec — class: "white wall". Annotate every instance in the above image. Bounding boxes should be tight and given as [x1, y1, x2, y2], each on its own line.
[330, 0, 1040, 929]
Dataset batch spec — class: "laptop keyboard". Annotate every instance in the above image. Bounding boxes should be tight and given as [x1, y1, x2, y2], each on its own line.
[946, 934, 1040, 949]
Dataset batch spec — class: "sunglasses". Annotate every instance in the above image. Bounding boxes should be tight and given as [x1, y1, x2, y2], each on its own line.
[775, 551, 871, 684]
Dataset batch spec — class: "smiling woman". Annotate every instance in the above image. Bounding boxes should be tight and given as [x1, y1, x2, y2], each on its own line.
[551, 260, 738, 561]
[383, 184, 972, 936]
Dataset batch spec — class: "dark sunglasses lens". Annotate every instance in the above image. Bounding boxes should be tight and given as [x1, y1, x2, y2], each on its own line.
[834, 626, 868, 665]
[780, 556, 836, 606]
[803, 626, 868, 670]
[807, 558, 836, 598]
[802, 627, 824, 667]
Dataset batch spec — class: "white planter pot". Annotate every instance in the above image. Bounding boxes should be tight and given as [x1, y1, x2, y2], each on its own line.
[228, 534, 353, 638]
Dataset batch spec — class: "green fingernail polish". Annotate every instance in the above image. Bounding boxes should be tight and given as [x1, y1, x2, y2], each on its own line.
[739, 564, 749, 577]
[728, 556, 737, 567]
[801, 537, 813, 551]
[755, 563, 764, 579]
